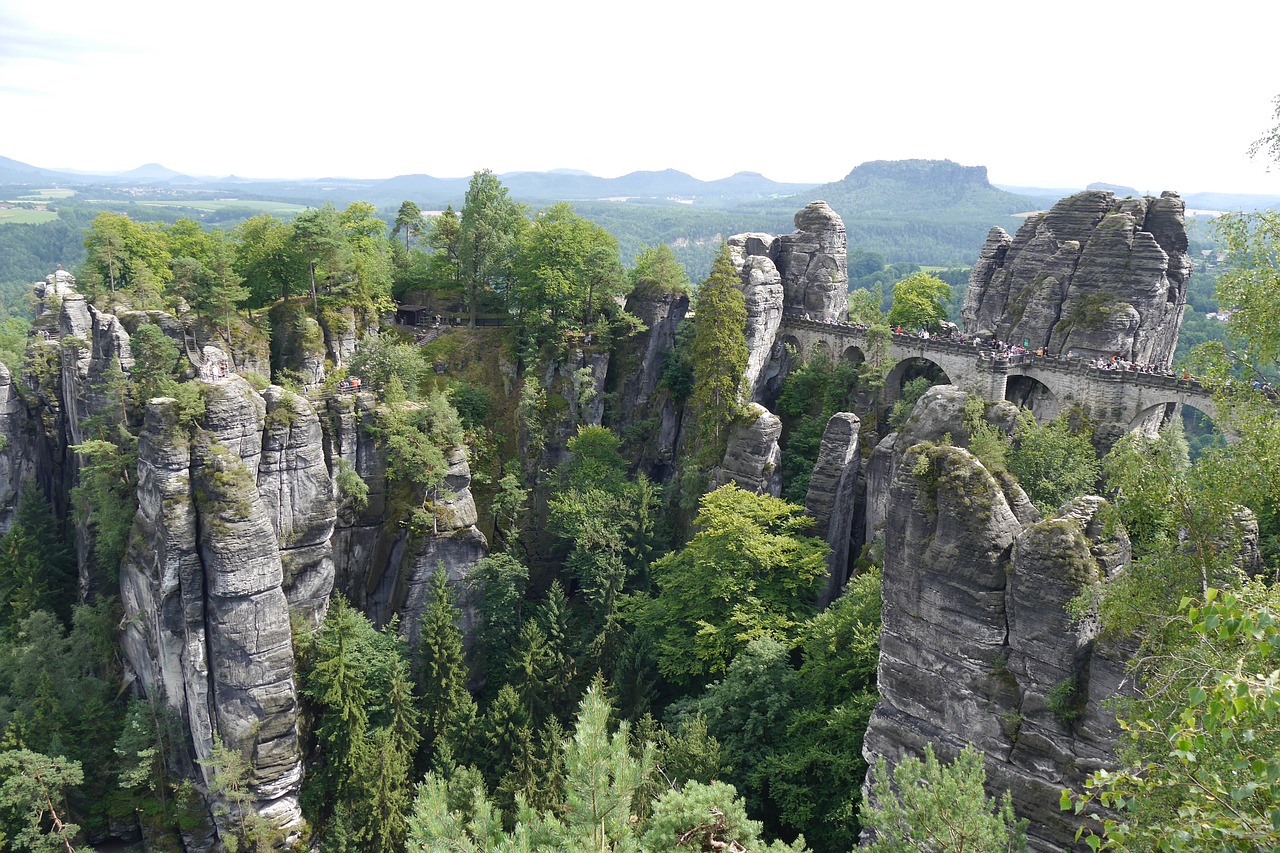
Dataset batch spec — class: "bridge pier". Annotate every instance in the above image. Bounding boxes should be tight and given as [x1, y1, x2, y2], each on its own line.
[970, 354, 1009, 405]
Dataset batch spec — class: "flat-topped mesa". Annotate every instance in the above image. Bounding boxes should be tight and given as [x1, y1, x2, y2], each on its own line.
[963, 190, 1190, 369]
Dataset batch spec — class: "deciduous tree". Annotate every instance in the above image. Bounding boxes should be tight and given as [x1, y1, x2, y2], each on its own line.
[886, 271, 950, 332]
[459, 171, 526, 326]
[628, 485, 828, 682]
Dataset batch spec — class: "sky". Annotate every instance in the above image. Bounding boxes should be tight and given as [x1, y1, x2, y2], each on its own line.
[3, 0, 1280, 194]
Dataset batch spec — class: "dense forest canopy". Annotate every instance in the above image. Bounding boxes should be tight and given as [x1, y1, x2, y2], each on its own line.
[0, 122, 1276, 853]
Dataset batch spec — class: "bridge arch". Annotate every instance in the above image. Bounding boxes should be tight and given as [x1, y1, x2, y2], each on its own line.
[1004, 374, 1062, 421]
[1129, 398, 1221, 440]
[810, 339, 832, 364]
[842, 345, 866, 368]
[884, 356, 952, 405]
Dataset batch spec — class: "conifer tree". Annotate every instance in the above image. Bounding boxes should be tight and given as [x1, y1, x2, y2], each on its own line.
[392, 200, 425, 251]
[538, 581, 577, 719]
[301, 599, 371, 813]
[0, 487, 75, 630]
[508, 619, 554, 724]
[478, 685, 529, 788]
[689, 244, 748, 462]
[416, 567, 469, 762]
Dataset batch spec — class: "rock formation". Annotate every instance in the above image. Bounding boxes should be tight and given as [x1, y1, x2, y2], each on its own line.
[803, 412, 861, 605]
[259, 386, 337, 625]
[2, 269, 492, 848]
[710, 402, 782, 496]
[726, 202, 848, 325]
[608, 285, 690, 483]
[120, 378, 315, 839]
[727, 235, 784, 402]
[775, 201, 849, 322]
[963, 190, 1190, 368]
[320, 393, 488, 646]
[860, 386, 1134, 851]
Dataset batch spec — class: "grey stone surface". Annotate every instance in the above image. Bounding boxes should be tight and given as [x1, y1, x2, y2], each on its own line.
[804, 412, 860, 603]
[774, 201, 849, 322]
[258, 386, 337, 625]
[710, 402, 782, 496]
[727, 245, 784, 403]
[861, 389, 1135, 851]
[120, 390, 307, 841]
[611, 287, 690, 483]
[963, 190, 1190, 368]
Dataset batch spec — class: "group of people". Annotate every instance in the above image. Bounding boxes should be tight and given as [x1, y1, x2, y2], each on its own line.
[200, 359, 231, 381]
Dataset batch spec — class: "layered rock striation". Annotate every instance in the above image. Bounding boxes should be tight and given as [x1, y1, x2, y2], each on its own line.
[7, 271, 488, 848]
[804, 412, 861, 605]
[120, 377, 316, 838]
[963, 190, 1190, 367]
[709, 402, 783, 497]
[726, 202, 850, 404]
[861, 387, 1133, 851]
[608, 285, 690, 483]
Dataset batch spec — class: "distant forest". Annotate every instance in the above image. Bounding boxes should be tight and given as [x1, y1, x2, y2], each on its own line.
[0, 158, 1235, 368]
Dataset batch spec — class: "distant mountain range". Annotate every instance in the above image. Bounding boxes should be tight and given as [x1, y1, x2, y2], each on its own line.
[6, 153, 1280, 284]
[5, 153, 1280, 214]
[0, 155, 816, 208]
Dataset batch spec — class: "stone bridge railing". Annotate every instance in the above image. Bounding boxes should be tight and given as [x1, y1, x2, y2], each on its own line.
[777, 314, 1219, 428]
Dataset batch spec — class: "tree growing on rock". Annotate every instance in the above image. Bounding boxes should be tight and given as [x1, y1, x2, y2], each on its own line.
[688, 245, 748, 463]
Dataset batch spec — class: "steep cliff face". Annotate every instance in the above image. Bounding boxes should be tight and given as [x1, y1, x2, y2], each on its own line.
[803, 412, 861, 605]
[775, 201, 849, 322]
[7, 271, 492, 848]
[321, 392, 488, 648]
[963, 190, 1190, 367]
[119, 379, 315, 839]
[726, 236, 784, 402]
[607, 287, 689, 483]
[259, 386, 337, 626]
[861, 387, 1133, 851]
[709, 403, 782, 497]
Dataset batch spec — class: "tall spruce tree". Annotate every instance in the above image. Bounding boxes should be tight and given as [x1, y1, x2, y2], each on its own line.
[0, 487, 75, 630]
[415, 567, 470, 764]
[689, 244, 748, 462]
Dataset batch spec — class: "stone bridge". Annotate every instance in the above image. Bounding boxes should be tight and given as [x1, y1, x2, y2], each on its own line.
[777, 315, 1219, 432]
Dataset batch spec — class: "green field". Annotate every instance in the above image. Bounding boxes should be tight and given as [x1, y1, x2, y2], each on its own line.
[117, 198, 309, 214]
[0, 209, 59, 225]
[18, 188, 75, 199]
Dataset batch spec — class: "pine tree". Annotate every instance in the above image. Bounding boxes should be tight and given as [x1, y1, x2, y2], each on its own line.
[479, 685, 529, 788]
[415, 567, 469, 762]
[689, 244, 748, 462]
[538, 581, 577, 720]
[0, 487, 75, 630]
[508, 619, 554, 725]
[299, 598, 371, 818]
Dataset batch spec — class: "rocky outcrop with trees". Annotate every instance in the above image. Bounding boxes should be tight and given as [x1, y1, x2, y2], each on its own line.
[963, 189, 1191, 366]
[859, 386, 1132, 851]
[2, 169, 1277, 853]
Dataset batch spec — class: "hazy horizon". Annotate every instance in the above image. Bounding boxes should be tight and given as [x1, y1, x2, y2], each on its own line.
[4, 1, 1280, 194]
